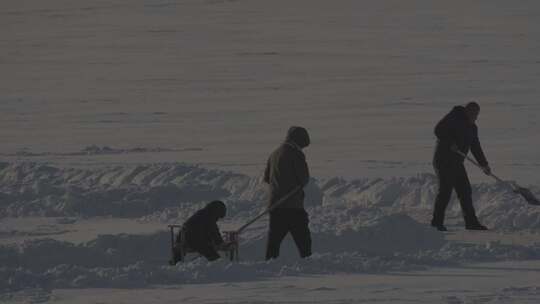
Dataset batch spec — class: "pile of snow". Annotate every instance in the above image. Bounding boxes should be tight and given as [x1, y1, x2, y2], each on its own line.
[318, 173, 540, 231]
[314, 214, 445, 254]
[3, 212, 540, 292]
[1, 163, 539, 231]
[2, 230, 540, 292]
[238, 213, 446, 260]
[1, 214, 442, 273]
[1, 162, 540, 292]
[0, 162, 260, 218]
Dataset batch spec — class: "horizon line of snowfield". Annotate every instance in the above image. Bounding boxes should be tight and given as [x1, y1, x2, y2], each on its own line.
[1, 161, 540, 293]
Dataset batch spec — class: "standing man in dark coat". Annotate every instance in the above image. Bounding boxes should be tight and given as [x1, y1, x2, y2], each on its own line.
[173, 200, 229, 262]
[263, 126, 312, 260]
[431, 101, 491, 231]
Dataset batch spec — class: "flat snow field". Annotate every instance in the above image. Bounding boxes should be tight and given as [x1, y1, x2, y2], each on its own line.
[1, 0, 540, 183]
[47, 261, 540, 304]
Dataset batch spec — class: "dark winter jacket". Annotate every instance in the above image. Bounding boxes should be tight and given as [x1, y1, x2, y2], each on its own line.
[434, 106, 488, 167]
[182, 203, 225, 247]
[264, 126, 310, 209]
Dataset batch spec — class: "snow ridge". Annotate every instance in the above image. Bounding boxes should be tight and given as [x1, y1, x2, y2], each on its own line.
[1, 163, 539, 231]
[1, 162, 540, 292]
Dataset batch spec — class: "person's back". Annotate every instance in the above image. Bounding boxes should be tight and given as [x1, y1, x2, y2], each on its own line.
[265, 143, 309, 209]
[434, 105, 488, 167]
[263, 126, 312, 260]
[264, 126, 310, 209]
[178, 200, 227, 261]
[183, 207, 222, 244]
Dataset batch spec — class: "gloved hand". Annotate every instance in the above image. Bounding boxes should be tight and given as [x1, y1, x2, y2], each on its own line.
[481, 165, 491, 175]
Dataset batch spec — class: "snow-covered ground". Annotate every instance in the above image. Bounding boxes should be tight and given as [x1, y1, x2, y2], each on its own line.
[2, 0, 540, 303]
[46, 261, 540, 304]
[1, 163, 540, 302]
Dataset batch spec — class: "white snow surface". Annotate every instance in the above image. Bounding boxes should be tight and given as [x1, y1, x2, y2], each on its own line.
[2, 0, 540, 302]
[1, 162, 540, 295]
[0, 162, 538, 229]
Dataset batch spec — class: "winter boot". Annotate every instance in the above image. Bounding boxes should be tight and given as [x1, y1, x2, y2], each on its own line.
[465, 223, 488, 230]
[430, 222, 448, 232]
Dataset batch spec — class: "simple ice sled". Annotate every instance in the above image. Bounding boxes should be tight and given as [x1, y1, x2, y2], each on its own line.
[168, 225, 239, 264]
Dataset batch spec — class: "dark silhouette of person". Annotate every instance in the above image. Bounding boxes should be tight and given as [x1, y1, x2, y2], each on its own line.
[263, 126, 312, 260]
[431, 101, 491, 231]
[174, 200, 229, 262]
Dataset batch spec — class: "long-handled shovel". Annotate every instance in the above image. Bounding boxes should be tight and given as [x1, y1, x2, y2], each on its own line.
[236, 185, 303, 234]
[454, 149, 540, 205]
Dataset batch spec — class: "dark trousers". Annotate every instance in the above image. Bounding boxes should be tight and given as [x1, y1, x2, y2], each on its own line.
[432, 161, 480, 226]
[184, 234, 220, 261]
[192, 244, 220, 261]
[266, 208, 312, 260]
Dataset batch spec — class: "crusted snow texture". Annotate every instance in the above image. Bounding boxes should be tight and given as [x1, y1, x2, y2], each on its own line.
[0, 163, 538, 231]
[1, 162, 540, 292]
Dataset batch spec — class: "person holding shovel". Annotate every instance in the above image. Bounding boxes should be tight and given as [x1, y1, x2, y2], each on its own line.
[431, 101, 491, 231]
[172, 200, 233, 263]
[263, 126, 312, 260]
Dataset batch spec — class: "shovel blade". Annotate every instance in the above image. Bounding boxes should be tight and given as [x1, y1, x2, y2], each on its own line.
[516, 187, 540, 205]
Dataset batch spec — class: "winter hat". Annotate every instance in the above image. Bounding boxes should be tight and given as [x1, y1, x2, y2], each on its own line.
[286, 126, 310, 148]
[465, 101, 480, 113]
[206, 200, 226, 219]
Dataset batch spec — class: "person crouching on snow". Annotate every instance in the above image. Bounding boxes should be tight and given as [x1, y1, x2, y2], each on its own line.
[174, 200, 231, 262]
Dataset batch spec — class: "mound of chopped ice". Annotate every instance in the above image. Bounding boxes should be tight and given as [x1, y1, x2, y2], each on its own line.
[1, 163, 539, 230]
[1, 162, 540, 292]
